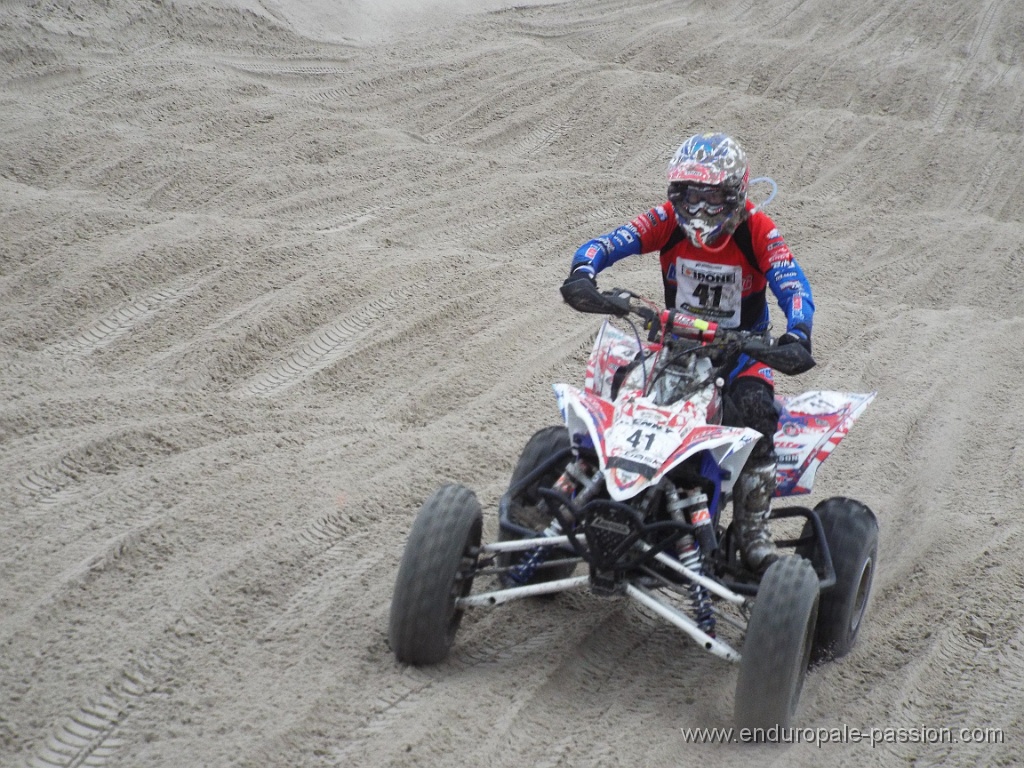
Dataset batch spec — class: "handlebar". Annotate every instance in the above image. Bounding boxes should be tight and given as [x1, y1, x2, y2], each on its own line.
[560, 278, 816, 376]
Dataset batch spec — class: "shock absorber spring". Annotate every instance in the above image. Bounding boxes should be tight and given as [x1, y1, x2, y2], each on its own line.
[506, 463, 602, 585]
[506, 518, 561, 585]
[676, 534, 715, 635]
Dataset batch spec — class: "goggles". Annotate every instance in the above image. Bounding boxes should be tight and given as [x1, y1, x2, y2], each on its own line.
[667, 183, 736, 209]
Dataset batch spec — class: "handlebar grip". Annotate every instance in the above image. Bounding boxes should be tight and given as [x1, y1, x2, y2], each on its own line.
[660, 309, 718, 341]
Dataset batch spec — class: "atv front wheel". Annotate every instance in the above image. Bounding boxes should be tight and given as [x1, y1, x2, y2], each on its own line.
[800, 497, 878, 662]
[389, 483, 482, 665]
[497, 425, 577, 585]
[734, 556, 819, 735]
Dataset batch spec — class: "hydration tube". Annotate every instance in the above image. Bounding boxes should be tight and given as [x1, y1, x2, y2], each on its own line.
[748, 176, 778, 214]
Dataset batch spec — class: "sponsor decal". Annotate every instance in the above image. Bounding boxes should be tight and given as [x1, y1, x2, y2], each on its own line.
[667, 164, 715, 184]
[775, 440, 804, 449]
[681, 302, 731, 319]
[684, 266, 736, 284]
[743, 274, 753, 291]
[767, 228, 780, 239]
[778, 453, 800, 466]
[793, 296, 803, 312]
[766, 240, 787, 251]
[590, 516, 633, 536]
[632, 214, 656, 238]
[691, 506, 711, 525]
[613, 226, 636, 245]
[654, 205, 669, 222]
[777, 280, 802, 292]
[624, 418, 671, 433]
[585, 244, 600, 260]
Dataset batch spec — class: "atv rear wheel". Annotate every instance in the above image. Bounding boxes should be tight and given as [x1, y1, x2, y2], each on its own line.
[389, 483, 482, 665]
[497, 425, 577, 585]
[799, 497, 878, 663]
[734, 555, 819, 735]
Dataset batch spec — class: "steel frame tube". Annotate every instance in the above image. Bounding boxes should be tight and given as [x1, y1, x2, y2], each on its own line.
[641, 544, 748, 607]
[456, 575, 589, 607]
[480, 535, 582, 553]
[626, 584, 741, 662]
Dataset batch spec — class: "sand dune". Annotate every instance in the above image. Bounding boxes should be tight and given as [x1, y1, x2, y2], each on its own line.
[2, 0, 1022, 765]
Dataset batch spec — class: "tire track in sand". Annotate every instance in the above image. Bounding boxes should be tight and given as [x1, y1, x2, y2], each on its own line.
[20, 496, 388, 766]
[234, 288, 411, 397]
[18, 456, 91, 507]
[25, 649, 171, 768]
[47, 289, 185, 358]
[930, 0, 1004, 132]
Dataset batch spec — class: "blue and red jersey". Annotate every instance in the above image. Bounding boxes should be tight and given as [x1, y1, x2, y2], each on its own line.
[571, 200, 814, 339]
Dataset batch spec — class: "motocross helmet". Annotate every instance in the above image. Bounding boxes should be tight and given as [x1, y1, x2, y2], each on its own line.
[666, 133, 749, 248]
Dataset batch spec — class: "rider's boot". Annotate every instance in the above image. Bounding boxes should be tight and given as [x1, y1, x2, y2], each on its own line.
[733, 456, 781, 573]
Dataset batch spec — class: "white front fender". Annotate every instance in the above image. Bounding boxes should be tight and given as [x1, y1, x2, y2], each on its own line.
[554, 383, 762, 501]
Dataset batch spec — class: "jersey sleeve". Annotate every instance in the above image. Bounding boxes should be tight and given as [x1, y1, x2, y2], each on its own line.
[748, 212, 815, 335]
[570, 203, 676, 276]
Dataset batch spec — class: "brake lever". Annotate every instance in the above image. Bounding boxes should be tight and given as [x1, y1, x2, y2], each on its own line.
[634, 306, 662, 341]
[601, 288, 634, 317]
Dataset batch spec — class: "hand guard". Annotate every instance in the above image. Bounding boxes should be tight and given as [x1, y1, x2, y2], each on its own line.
[562, 268, 596, 291]
[777, 325, 812, 354]
[560, 269, 629, 316]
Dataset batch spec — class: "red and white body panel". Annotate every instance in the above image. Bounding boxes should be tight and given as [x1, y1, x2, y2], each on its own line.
[772, 390, 876, 496]
[561, 319, 874, 502]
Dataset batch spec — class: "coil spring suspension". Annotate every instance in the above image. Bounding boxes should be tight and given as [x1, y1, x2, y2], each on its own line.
[677, 535, 715, 635]
[506, 462, 602, 586]
[506, 520, 560, 585]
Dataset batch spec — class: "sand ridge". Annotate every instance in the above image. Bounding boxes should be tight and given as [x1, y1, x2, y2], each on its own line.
[2, 0, 1023, 765]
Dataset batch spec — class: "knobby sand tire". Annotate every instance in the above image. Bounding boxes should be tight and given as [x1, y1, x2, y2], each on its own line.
[734, 555, 820, 736]
[802, 497, 878, 662]
[389, 483, 482, 665]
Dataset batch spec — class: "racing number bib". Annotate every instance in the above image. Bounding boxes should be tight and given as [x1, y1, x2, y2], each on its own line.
[675, 259, 742, 328]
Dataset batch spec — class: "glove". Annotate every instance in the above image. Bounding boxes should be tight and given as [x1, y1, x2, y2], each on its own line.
[562, 268, 596, 290]
[560, 268, 597, 306]
[778, 325, 812, 354]
[560, 268, 630, 316]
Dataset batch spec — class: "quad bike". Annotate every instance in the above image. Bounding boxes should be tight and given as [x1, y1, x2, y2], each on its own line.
[388, 279, 878, 735]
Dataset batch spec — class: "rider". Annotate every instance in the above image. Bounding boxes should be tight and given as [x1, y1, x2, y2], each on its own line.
[561, 132, 814, 572]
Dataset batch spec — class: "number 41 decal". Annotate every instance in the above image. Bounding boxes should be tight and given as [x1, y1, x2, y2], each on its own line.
[693, 284, 723, 308]
[626, 429, 656, 450]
